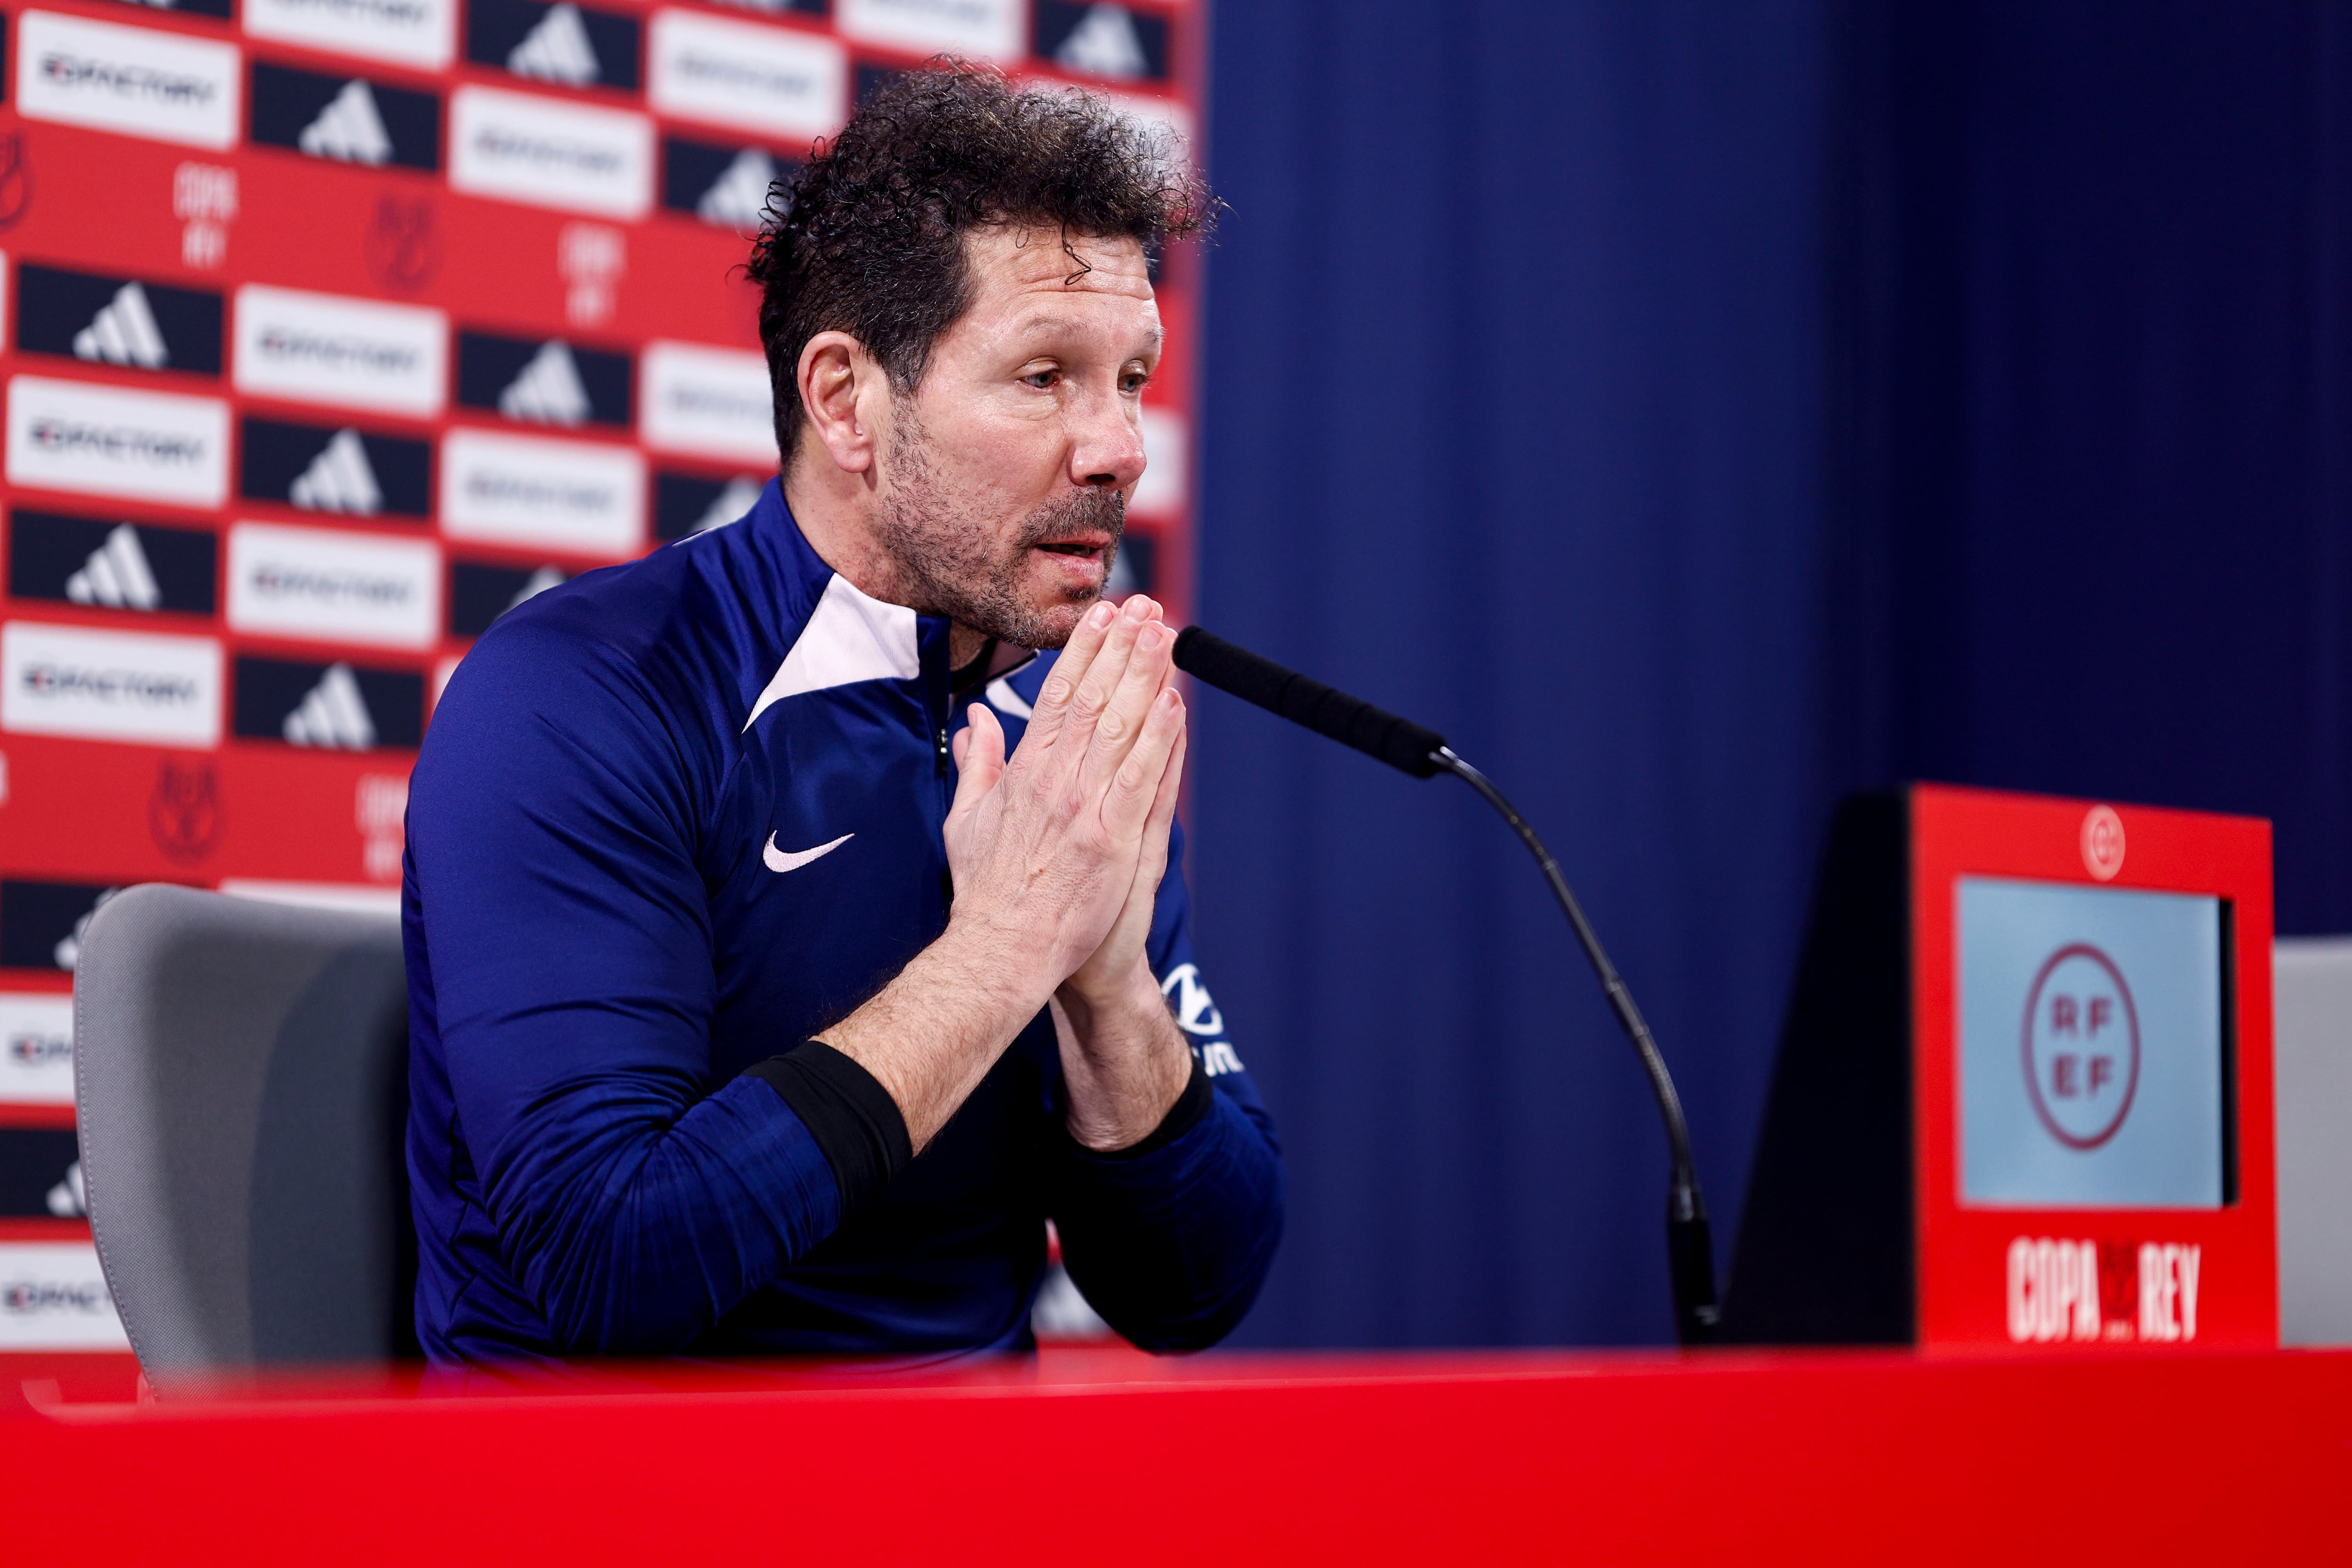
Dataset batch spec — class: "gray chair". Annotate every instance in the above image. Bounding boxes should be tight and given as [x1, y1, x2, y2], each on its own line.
[2275, 937, 2352, 1346]
[72, 883, 416, 1384]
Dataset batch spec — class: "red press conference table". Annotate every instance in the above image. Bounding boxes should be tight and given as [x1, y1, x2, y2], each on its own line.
[5, 1344, 2347, 1563]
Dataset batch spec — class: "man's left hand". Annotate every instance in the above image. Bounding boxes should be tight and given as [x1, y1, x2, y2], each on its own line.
[1046, 595, 1197, 1150]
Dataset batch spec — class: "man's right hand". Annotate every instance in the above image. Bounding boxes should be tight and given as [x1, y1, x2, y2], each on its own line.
[818, 593, 1185, 1151]
[944, 592, 1184, 983]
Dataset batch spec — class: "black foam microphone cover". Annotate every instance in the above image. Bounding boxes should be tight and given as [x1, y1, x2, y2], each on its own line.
[1172, 626, 1446, 778]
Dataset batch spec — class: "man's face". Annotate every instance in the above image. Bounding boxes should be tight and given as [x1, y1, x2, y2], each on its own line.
[871, 225, 1160, 650]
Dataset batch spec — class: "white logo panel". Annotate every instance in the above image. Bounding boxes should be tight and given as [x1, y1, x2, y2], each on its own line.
[834, 0, 1021, 63]
[234, 286, 449, 418]
[227, 523, 442, 651]
[242, 0, 456, 70]
[640, 341, 776, 464]
[1132, 406, 1185, 517]
[2, 621, 223, 748]
[0, 993, 75, 1106]
[6, 375, 230, 508]
[648, 10, 847, 142]
[15, 11, 241, 150]
[449, 86, 653, 220]
[440, 428, 644, 556]
[0, 1243, 131, 1350]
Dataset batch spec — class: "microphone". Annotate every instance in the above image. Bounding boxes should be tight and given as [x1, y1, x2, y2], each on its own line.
[1172, 625, 1720, 1346]
[1169, 627, 1447, 778]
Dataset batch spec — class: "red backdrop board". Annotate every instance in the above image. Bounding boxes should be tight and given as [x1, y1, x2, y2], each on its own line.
[1909, 785, 2277, 1350]
[0, 0, 1202, 1355]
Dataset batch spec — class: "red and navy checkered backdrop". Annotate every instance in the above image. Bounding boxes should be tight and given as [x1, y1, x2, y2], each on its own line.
[0, 0, 1200, 1353]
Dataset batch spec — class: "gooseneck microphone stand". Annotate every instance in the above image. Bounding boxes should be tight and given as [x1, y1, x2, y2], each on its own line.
[1171, 626, 1720, 1346]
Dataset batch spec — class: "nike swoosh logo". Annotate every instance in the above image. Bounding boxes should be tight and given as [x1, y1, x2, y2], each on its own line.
[763, 832, 853, 874]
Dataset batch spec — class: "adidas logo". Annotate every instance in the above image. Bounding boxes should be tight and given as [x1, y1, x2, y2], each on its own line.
[498, 341, 593, 425]
[52, 889, 119, 971]
[1056, 5, 1149, 79]
[696, 149, 778, 231]
[64, 525, 165, 612]
[72, 283, 170, 370]
[507, 565, 567, 611]
[283, 662, 378, 749]
[692, 476, 763, 534]
[288, 428, 385, 515]
[297, 79, 395, 166]
[508, 2, 602, 86]
[46, 1160, 87, 1218]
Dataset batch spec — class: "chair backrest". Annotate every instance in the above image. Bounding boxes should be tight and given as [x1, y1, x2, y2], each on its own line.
[72, 883, 414, 1382]
[2275, 937, 2352, 1347]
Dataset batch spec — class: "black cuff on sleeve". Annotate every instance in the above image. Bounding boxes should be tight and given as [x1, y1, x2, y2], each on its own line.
[744, 1041, 912, 1214]
[1079, 1047, 1215, 1162]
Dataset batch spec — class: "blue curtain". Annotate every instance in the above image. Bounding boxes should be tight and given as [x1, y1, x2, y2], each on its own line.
[1194, 0, 2352, 1347]
[1193, 3, 1831, 1346]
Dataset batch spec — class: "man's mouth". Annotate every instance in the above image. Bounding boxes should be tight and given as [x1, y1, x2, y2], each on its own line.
[1035, 536, 1111, 560]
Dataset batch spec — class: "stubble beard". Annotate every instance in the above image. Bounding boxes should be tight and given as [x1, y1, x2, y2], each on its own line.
[873, 409, 1125, 651]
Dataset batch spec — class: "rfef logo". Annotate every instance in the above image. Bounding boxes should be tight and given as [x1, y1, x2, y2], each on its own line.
[2022, 942, 2139, 1149]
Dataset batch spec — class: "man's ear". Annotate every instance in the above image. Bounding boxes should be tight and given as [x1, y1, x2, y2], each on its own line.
[797, 330, 885, 476]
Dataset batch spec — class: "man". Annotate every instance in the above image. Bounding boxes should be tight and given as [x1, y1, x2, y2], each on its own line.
[402, 66, 1283, 1373]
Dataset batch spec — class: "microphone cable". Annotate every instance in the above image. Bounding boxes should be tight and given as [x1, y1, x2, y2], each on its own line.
[1172, 625, 1720, 1345]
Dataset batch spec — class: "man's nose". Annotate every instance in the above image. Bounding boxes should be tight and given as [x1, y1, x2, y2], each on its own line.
[1070, 399, 1148, 492]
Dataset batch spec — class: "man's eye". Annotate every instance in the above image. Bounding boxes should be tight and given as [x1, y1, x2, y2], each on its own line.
[1122, 373, 1149, 395]
[1022, 370, 1058, 388]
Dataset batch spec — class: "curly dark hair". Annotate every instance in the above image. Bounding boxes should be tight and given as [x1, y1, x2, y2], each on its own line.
[747, 62, 1215, 465]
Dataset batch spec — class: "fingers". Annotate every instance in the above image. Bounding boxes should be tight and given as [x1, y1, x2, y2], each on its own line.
[1103, 685, 1185, 842]
[1079, 614, 1174, 796]
[1024, 597, 1119, 753]
[944, 703, 1004, 839]
[1052, 596, 1154, 773]
[1140, 720, 1185, 869]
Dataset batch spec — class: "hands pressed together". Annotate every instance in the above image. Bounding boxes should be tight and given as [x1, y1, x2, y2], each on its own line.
[945, 592, 1195, 1152]
[821, 593, 1197, 1154]
[944, 592, 1186, 999]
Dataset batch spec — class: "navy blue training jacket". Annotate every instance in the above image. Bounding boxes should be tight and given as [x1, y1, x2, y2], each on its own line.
[401, 480, 1283, 1372]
